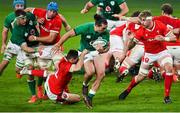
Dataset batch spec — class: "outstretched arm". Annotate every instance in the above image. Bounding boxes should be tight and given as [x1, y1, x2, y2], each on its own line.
[69, 49, 89, 72]
[81, 1, 95, 14]
[59, 14, 71, 32]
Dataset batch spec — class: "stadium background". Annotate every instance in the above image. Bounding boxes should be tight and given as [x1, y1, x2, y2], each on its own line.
[0, 0, 180, 112]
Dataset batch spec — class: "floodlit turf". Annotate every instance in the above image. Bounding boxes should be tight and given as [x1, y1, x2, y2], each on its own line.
[0, 0, 180, 112]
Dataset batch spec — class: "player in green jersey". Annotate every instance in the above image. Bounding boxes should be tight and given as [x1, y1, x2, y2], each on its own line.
[81, 0, 129, 30]
[52, 14, 109, 109]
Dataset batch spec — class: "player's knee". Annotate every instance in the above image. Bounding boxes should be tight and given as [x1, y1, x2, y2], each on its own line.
[164, 63, 173, 73]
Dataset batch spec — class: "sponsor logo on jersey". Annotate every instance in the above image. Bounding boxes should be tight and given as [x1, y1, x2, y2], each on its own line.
[86, 35, 91, 39]
[25, 32, 28, 37]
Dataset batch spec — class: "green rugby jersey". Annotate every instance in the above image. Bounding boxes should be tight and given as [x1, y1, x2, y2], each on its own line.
[10, 12, 39, 47]
[74, 22, 109, 51]
[91, 0, 125, 20]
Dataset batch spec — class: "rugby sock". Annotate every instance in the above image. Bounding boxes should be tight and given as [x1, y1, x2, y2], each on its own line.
[32, 70, 44, 77]
[27, 80, 36, 95]
[37, 77, 44, 86]
[88, 89, 96, 100]
[127, 77, 139, 93]
[83, 82, 89, 87]
[162, 71, 166, 79]
[164, 74, 173, 97]
[147, 69, 153, 79]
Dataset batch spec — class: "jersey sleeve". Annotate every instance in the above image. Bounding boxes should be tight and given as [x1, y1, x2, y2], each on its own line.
[32, 8, 45, 17]
[74, 23, 90, 36]
[117, 0, 125, 5]
[90, 0, 99, 5]
[4, 16, 12, 29]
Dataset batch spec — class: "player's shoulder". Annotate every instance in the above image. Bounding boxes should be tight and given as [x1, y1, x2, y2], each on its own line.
[5, 12, 15, 20]
[154, 20, 166, 28]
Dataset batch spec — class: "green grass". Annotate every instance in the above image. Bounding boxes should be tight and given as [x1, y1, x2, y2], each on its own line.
[0, 0, 180, 112]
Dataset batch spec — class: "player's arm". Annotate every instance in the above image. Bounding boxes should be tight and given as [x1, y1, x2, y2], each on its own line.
[1, 27, 9, 53]
[21, 42, 36, 53]
[28, 32, 58, 43]
[81, 1, 95, 14]
[59, 14, 71, 32]
[24, 7, 34, 13]
[69, 49, 89, 72]
[112, 2, 129, 19]
[57, 29, 76, 47]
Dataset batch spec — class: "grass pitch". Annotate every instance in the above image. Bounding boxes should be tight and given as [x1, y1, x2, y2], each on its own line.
[0, 0, 180, 112]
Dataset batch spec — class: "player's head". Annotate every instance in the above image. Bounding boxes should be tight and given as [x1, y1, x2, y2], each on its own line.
[161, 3, 173, 15]
[131, 11, 141, 17]
[138, 10, 153, 28]
[94, 14, 108, 33]
[66, 49, 79, 64]
[13, 0, 25, 10]
[15, 9, 27, 26]
[46, 2, 58, 19]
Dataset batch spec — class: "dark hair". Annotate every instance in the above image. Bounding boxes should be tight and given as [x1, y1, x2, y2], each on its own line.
[15, 9, 26, 17]
[161, 3, 173, 15]
[66, 49, 78, 60]
[131, 11, 141, 17]
[139, 10, 152, 18]
[94, 14, 107, 26]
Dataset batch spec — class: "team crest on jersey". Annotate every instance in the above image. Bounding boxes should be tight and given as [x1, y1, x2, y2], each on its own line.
[105, 6, 111, 12]
[110, 1, 115, 6]
[29, 20, 33, 25]
[135, 24, 140, 29]
[86, 35, 91, 39]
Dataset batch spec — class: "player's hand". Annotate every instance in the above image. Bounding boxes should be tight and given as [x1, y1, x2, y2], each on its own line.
[28, 35, 37, 42]
[1, 44, 6, 54]
[112, 14, 121, 20]
[37, 18, 45, 25]
[51, 44, 61, 55]
[82, 49, 89, 55]
[126, 30, 134, 39]
[81, 9, 88, 14]
[154, 35, 164, 41]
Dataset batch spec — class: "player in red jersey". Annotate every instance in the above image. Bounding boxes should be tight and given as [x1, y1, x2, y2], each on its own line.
[155, 3, 180, 81]
[25, 2, 71, 100]
[118, 10, 176, 104]
[20, 49, 88, 104]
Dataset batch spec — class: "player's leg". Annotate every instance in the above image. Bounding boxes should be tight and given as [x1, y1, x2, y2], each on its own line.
[119, 52, 154, 100]
[0, 41, 17, 76]
[110, 35, 126, 71]
[37, 58, 52, 100]
[61, 92, 81, 104]
[117, 44, 144, 82]
[158, 51, 174, 104]
[82, 60, 95, 97]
